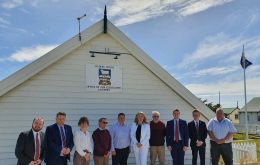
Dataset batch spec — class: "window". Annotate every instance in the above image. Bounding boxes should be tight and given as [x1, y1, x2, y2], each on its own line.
[235, 114, 238, 119]
[258, 115, 260, 121]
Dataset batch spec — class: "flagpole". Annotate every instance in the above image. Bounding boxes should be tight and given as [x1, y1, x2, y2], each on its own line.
[218, 91, 220, 105]
[242, 45, 249, 140]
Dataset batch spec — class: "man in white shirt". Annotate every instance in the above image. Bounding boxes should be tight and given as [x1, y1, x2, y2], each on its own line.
[207, 108, 237, 165]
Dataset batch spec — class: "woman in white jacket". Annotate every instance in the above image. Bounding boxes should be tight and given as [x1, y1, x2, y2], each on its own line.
[131, 112, 150, 165]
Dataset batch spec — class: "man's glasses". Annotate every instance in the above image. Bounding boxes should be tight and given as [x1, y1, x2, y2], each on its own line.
[153, 116, 159, 118]
[102, 121, 108, 124]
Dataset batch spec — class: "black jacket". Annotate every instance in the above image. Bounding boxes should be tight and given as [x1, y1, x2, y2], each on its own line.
[188, 120, 207, 147]
[15, 129, 46, 165]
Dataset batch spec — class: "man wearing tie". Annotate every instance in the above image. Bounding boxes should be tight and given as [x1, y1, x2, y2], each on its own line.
[15, 117, 46, 165]
[45, 112, 74, 165]
[166, 109, 189, 165]
[188, 110, 207, 165]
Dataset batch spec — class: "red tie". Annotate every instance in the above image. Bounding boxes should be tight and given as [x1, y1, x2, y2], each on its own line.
[175, 120, 179, 143]
[35, 133, 40, 160]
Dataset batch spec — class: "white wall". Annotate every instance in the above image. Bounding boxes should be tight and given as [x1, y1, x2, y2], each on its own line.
[239, 112, 260, 125]
[0, 34, 210, 165]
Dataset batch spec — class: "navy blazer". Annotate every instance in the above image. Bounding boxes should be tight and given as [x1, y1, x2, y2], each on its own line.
[45, 123, 74, 164]
[188, 120, 207, 147]
[166, 119, 189, 147]
[15, 129, 46, 165]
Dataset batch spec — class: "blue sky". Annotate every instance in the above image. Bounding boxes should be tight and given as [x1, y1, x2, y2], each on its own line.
[0, 0, 260, 108]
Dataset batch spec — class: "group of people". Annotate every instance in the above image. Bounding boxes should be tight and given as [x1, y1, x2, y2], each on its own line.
[15, 108, 237, 165]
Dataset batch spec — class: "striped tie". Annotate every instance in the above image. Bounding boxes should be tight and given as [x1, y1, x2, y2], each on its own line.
[60, 126, 66, 147]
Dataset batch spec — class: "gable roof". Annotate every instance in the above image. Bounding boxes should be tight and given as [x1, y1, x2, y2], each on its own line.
[0, 19, 215, 120]
[223, 107, 239, 115]
[240, 97, 260, 112]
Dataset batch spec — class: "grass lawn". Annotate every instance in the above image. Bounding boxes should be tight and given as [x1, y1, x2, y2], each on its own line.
[233, 133, 260, 162]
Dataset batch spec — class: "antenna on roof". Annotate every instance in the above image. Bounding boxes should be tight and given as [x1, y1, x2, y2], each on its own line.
[104, 5, 107, 33]
[77, 13, 87, 41]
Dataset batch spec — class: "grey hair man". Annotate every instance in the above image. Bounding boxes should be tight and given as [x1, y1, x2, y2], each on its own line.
[149, 111, 166, 165]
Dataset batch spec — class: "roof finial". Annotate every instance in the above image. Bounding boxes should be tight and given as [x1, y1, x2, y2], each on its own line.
[104, 5, 107, 33]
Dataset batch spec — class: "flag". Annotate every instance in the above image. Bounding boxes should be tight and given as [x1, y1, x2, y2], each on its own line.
[240, 47, 252, 69]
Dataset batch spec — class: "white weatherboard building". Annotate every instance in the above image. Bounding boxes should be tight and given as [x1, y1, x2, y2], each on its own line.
[0, 13, 215, 165]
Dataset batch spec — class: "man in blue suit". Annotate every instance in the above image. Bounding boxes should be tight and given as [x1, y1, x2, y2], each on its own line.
[45, 112, 74, 165]
[166, 109, 189, 165]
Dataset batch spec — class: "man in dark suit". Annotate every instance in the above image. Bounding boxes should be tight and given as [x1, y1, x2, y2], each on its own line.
[45, 112, 74, 165]
[188, 109, 208, 165]
[166, 109, 189, 165]
[15, 117, 46, 165]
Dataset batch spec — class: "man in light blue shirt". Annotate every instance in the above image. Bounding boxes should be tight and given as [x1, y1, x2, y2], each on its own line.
[109, 113, 131, 165]
[207, 108, 237, 165]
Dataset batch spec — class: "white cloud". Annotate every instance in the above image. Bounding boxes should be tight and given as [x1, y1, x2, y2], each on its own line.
[1, 0, 24, 9]
[1, 0, 39, 9]
[0, 16, 10, 24]
[108, 0, 232, 26]
[0, 16, 10, 29]
[19, 8, 30, 14]
[178, 33, 260, 68]
[244, 12, 259, 30]
[6, 44, 57, 62]
[0, 15, 30, 32]
[0, 0, 233, 25]
[109, 0, 172, 26]
[178, 0, 233, 16]
[185, 77, 260, 97]
[194, 66, 240, 77]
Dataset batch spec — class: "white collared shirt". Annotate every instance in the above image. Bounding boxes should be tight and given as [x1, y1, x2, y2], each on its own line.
[207, 117, 237, 143]
[32, 130, 41, 159]
[74, 130, 93, 157]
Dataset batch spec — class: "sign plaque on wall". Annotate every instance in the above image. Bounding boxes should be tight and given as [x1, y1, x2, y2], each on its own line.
[86, 64, 122, 92]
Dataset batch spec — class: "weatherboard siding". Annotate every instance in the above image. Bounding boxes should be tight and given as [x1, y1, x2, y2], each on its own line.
[0, 34, 209, 164]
